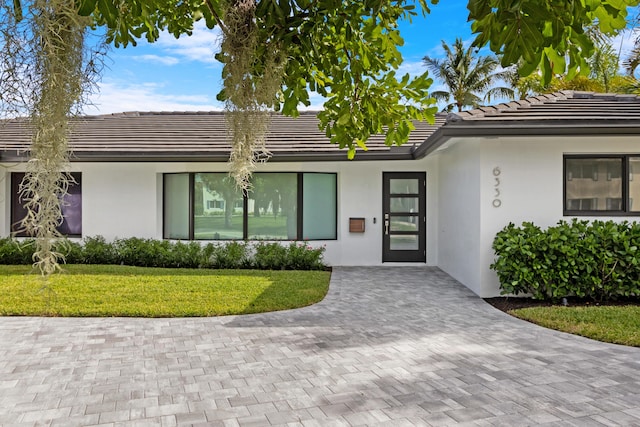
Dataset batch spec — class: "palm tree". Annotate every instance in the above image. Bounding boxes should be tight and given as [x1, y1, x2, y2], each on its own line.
[548, 39, 638, 94]
[423, 38, 514, 112]
[589, 41, 622, 92]
[502, 66, 544, 100]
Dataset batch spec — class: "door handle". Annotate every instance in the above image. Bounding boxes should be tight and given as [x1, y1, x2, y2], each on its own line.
[384, 213, 389, 235]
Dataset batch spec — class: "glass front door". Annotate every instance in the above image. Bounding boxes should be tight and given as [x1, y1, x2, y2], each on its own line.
[382, 172, 426, 262]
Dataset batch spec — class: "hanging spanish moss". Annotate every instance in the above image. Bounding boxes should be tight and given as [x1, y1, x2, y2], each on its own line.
[1, 0, 97, 275]
[220, 0, 286, 191]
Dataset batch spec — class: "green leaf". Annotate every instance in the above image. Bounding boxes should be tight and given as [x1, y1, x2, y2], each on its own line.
[97, 0, 119, 24]
[76, 0, 97, 16]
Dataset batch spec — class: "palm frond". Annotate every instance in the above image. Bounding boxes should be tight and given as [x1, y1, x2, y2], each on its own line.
[423, 37, 516, 111]
[485, 86, 515, 103]
[624, 44, 640, 76]
[429, 90, 452, 103]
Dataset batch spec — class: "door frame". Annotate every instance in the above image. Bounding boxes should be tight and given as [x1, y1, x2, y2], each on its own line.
[382, 172, 426, 262]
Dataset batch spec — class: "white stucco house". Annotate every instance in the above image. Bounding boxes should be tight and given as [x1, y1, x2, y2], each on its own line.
[2, 90, 640, 297]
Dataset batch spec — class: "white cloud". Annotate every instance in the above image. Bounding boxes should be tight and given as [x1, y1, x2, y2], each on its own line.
[397, 60, 426, 78]
[298, 92, 326, 111]
[85, 81, 223, 114]
[152, 21, 222, 65]
[612, 29, 639, 74]
[131, 54, 180, 66]
[86, 79, 326, 115]
[613, 29, 638, 58]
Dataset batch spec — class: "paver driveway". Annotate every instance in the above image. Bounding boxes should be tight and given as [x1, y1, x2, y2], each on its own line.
[1, 267, 640, 426]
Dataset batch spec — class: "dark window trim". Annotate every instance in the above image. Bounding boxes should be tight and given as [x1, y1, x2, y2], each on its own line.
[11, 171, 83, 238]
[332, 172, 339, 240]
[188, 173, 195, 239]
[242, 188, 249, 240]
[296, 173, 304, 240]
[563, 154, 636, 216]
[164, 172, 338, 241]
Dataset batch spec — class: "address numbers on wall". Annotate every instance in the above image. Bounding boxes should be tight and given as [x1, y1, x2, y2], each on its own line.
[492, 167, 502, 208]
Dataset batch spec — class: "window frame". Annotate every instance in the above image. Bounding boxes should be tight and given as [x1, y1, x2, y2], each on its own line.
[163, 172, 338, 241]
[10, 171, 83, 237]
[563, 154, 635, 216]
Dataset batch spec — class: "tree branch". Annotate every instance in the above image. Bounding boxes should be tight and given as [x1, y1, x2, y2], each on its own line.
[203, 0, 229, 35]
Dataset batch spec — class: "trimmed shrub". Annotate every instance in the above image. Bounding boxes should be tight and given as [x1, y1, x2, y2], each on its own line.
[170, 241, 204, 269]
[82, 236, 118, 265]
[254, 242, 288, 270]
[0, 236, 327, 271]
[0, 238, 34, 265]
[54, 239, 83, 264]
[286, 242, 325, 270]
[113, 237, 156, 267]
[492, 219, 640, 301]
[206, 241, 250, 269]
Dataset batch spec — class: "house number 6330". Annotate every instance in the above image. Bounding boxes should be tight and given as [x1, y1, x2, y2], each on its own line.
[492, 167, 502, 208]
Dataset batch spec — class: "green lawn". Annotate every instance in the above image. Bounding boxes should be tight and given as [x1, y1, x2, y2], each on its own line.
[0, 265, 330, 317]
[194, 214, 295, 239]
[510, 306, 640, 347]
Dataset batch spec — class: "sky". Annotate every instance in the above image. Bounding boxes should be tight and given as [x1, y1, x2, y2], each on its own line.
[84, 2, 638, 115]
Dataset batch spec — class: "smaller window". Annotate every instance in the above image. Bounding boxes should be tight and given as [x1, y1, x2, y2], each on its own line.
[11, 172, 82, 237]
[207, 200, 224, 210]
[564, 156, 635, 215]
[629, 157, 640, 213]
[302, 173, 337, 240]
[164, 173, 190, 239]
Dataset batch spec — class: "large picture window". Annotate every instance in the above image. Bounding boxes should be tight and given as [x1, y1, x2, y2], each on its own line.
[11, 172, 82, 237]
[564, 155, 640, 215]
[164, 172, 337, 240]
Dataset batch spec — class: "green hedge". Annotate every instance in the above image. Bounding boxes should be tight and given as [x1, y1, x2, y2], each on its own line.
[491, 219, 640, 301]
[0, 237, 326, 271]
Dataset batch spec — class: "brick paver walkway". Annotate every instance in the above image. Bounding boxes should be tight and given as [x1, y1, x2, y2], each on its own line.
[1, 267, 640, 426]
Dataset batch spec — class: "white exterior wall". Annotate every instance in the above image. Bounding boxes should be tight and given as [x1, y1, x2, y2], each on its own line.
[435, 139, 482, 294]
[0, 157, 440, 267]
[1, 172, 8, 237]
[437, 135, 640, 298]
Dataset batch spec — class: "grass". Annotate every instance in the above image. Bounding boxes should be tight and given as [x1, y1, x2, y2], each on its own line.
[0, 264, 330, 317]
[510, 305, 640, 347]
[194, 214, 293, 240]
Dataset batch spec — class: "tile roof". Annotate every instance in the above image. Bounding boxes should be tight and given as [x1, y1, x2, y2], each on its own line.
[0, 111, 446, 162]
[2, 91, 640, 162]
[453, 91, 640, 122]
[414, 91, 640, 157]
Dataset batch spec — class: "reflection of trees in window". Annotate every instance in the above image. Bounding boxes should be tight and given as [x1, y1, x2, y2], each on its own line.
[164, 172, 336, 240]
[249, 173, 297, 239]
[194, 180, 204, 215]
[199, 174, 240, 229]
[250, 176, 267, 218]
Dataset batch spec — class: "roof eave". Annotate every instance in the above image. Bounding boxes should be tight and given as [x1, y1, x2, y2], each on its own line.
[412, 121, 640, 159]
[1, 148, 414, 163]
